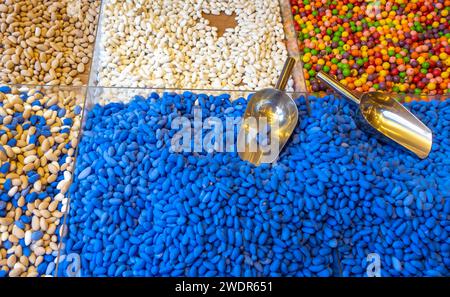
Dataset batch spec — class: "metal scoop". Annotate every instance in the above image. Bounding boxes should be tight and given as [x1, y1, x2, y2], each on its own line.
[317, 71, 433, 159]
[237, 57, 298, 165]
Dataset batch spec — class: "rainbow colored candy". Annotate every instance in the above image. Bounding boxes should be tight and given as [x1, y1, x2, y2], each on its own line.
[290, 0, 450, 95]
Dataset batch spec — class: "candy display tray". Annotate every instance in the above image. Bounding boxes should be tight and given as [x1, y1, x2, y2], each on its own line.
[87, 0, 307, 92]
[48, 85, 449, 277]
[0, 1, 449, 278]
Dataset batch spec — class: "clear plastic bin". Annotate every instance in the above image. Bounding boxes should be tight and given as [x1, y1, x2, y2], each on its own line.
[51, 86, 449, 277]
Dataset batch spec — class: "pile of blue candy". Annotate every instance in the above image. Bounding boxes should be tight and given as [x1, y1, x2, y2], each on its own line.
[58, 92, 449, 277]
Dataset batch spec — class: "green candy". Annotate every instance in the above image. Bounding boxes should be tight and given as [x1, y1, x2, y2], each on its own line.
[342, 68, 351, 77]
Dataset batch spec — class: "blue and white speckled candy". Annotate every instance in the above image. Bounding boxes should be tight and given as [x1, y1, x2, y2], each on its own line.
[0, 86, 82, 277]
[60, 92, 449, 277]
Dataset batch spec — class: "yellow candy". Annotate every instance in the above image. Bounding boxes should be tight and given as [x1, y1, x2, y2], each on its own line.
[427, 82, 436, 91]
[442, 10, 448, 17]
[430, 55, 439, 63]
[317, 59, 325, 65]
[417, 56, 425, 64]
[354, 80, 362, 87]
[302, 55, 310, 63]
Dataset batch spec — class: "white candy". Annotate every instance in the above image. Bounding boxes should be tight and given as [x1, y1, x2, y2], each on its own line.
[95, 0, 294, 91]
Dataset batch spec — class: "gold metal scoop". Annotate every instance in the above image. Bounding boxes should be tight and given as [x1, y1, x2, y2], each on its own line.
[237, 57, 298, 165]
[317, 71, 433, 159]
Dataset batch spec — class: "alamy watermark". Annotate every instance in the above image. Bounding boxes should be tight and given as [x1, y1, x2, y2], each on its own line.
[366, 253, 381, 277]
[365, 0, 382, 18]
[170, 108, 280, 164]
[66, 0, 82, 18]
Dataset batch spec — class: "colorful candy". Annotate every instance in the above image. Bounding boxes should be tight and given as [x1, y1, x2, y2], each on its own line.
[0, 86, 82, 277]
[290, 0, 450, 95]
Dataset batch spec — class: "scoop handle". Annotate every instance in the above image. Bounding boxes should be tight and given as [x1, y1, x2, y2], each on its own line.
[316, 71, 361, 104]
[275, 57, 296, 91]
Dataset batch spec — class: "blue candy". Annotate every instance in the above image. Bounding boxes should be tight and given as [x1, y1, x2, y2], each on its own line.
[61, 93, 450, 277]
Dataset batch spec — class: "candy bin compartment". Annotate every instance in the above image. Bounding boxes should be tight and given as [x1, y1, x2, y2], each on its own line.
[0, 0, 101, 86]
[55, 87, 449, 277]
[88, 0, 307, 92]
[0, 84, 86, 277]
